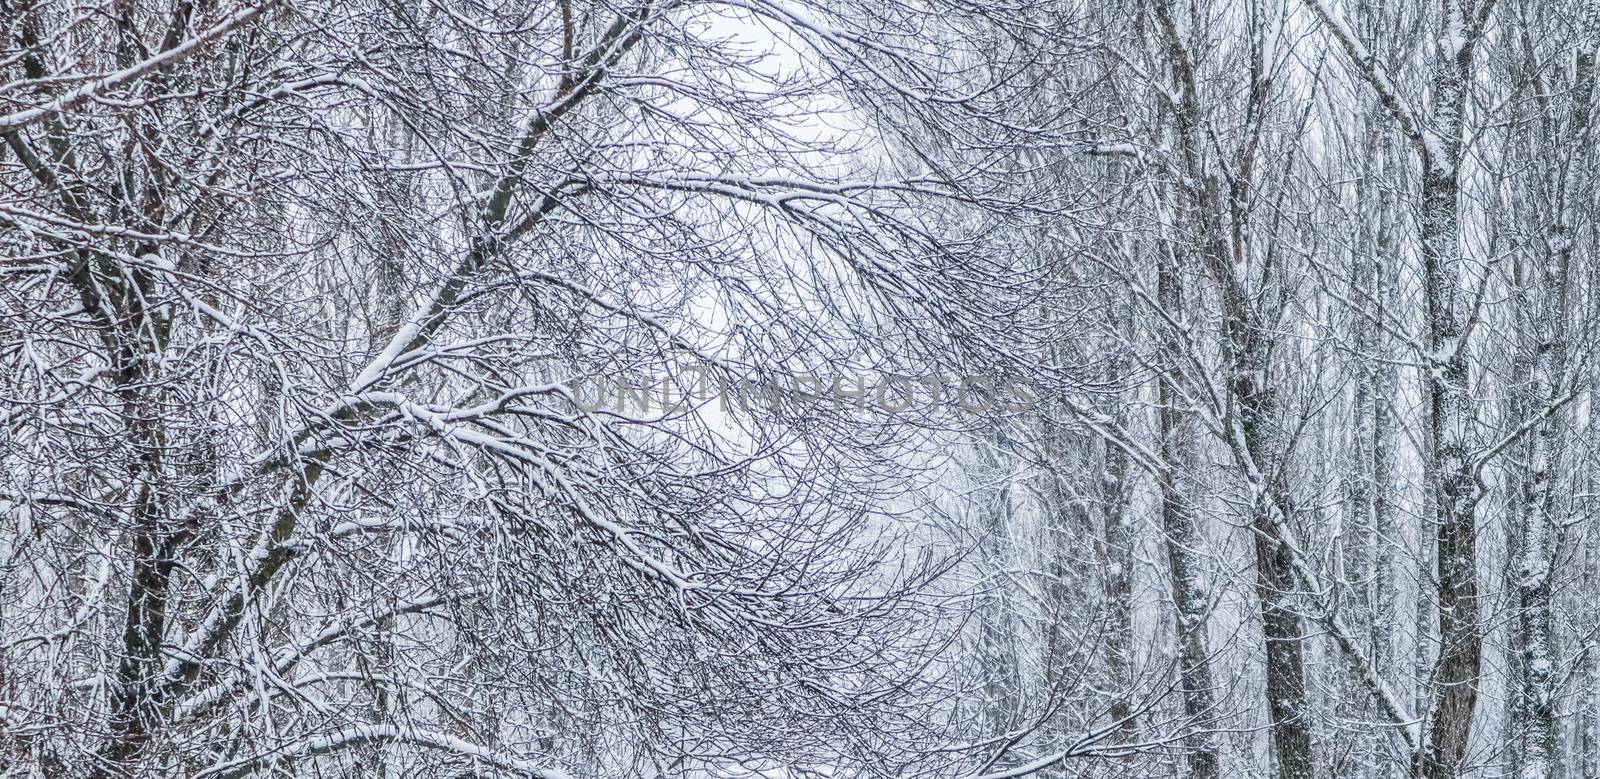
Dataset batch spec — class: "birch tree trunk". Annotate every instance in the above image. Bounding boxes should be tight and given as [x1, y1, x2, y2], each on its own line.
[1502, 5, 1596, 776]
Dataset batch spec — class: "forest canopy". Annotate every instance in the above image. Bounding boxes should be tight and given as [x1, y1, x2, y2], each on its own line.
[1, 1, 1597, 778]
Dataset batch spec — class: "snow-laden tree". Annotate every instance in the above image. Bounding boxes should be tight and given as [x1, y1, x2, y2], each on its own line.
[8, 0, 1600, 778]
[0, 0, 1084, 776]
[913, 1, 1600, 778]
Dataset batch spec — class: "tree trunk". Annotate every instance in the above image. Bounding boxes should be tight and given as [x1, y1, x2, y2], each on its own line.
[1416, 8, 1482, 775]
[1156, 256, 1222, 779]
[1503, 14, 1594, 777]
[1150, 2, 1316, 773]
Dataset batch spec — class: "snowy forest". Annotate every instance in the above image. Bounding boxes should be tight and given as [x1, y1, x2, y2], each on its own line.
[2, 0, 1600, 777]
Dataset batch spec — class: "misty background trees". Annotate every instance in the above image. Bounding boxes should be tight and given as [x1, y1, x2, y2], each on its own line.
[2, 0, 1599, 777]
